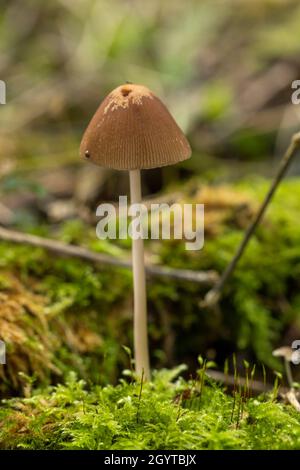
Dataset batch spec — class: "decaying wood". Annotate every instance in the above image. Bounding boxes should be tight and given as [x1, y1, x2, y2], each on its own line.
[0, 226, 218, 285]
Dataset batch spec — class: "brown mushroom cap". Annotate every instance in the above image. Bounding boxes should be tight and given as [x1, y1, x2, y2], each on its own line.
[80, 84, 191, 170]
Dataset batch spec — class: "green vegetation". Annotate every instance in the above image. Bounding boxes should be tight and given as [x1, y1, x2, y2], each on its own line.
[1, 0, 300, 451]
[1, 177, 300, 395]
[1, 367, 300, 450]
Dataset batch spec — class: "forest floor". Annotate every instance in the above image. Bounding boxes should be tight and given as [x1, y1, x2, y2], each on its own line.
[1, 177, 300, 449]
[1, 367, 300, 450]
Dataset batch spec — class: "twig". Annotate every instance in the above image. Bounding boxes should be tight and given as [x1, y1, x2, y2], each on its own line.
[203, 132, 300, 307]
[0, 226, 218, 285]
[206, 369, 288, 395]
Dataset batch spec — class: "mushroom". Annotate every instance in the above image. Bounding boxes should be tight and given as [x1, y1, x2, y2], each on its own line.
[80, 83, 191, 380]
[272, 346, 295, 388]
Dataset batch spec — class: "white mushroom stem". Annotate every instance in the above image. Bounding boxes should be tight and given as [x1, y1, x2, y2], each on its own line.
[284, 358, 294, 389]
[129, 169, 151, 380]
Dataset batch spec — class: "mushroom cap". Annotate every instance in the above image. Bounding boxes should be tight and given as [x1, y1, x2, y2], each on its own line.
[80, 84, 191, 170]
[273, 346, 300, 364]
[272, 346, 293, 361]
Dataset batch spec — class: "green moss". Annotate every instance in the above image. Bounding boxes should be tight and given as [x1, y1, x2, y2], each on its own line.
[1, 177, 300, 392]
[1, 368, 300, 450]
[157, 178, 300, 368]
[0, 247, 132, 392]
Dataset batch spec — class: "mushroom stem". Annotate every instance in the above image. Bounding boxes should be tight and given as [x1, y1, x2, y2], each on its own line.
[284, 358, 294, 389]
[129, 169, 151, 380]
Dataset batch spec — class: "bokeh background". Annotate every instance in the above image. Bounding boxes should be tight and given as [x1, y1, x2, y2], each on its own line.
[1, 0, 300, 392]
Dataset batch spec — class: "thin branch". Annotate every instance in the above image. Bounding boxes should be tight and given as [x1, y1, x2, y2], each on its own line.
[206, 369, 287, 395]
[209, 370, 300, 411]
[203, 131, 300, 307]
[0, 226, 218, 285]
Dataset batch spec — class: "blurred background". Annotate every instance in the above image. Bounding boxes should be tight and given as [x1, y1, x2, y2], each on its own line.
[1, 0, 300, 216]
[1, 0, 300, 392]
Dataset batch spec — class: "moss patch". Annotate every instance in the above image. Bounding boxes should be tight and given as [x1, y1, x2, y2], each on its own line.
[1, 368, 300, 450]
